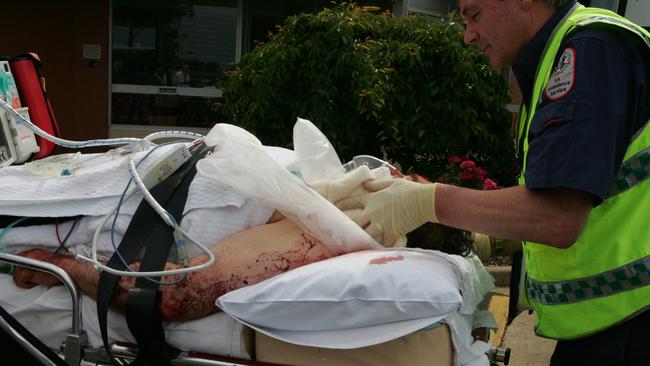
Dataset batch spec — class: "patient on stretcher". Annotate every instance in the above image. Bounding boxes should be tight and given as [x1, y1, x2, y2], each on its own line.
[8, 176, 468, 320]
[0, 122, 496, 366]
[0, 118, 475, 324]
[7, 171, 472, 322]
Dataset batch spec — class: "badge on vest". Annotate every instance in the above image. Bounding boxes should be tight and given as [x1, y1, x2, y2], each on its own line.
[544, 48, 576, 100]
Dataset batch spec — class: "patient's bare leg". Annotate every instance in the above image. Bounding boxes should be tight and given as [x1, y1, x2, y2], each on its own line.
[13, 218, 334, 321]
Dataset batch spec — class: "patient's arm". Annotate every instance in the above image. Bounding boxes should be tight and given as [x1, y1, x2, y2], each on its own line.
[13, 218, 334, 321]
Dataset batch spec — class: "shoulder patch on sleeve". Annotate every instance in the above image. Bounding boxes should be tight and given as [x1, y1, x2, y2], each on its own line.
[544, 48, 576, 101]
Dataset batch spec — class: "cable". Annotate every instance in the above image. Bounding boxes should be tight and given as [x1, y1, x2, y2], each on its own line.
[144, 130, 204, 143]
[188, 138, 205, 151]
[1, 96, 214, 279]
[0, 95, 208, 156]
[107, 143, 187, 285]
[55, 217, 79, 254]
[0, 98, 143, 149]
[76, 143, 216, 278]
[0, 217, 30, 273]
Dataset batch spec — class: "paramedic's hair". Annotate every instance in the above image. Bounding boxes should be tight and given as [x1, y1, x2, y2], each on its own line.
[545, 0, 570, 8]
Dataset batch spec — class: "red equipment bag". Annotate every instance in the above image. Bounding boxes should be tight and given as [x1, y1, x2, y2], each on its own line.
[10, 52, 61, 159]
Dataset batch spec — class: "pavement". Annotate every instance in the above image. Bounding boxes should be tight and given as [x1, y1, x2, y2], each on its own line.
[485, 265, 557, 366]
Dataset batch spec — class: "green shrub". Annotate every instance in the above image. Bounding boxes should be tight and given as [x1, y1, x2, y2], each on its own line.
[222, 4, 515, 186]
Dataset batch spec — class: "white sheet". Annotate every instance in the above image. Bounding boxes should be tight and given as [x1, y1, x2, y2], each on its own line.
[1, 194, 273, 261]
[0, 143, 290, 220]
[0, 274, 251, 358]
[0, 144, 302, 260]
[0, 146, 179, 217]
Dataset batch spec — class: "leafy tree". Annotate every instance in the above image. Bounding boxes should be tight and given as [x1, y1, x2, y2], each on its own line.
[222, 4, 515, 186]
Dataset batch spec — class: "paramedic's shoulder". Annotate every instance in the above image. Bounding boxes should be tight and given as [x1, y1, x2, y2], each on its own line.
[523, 22, 649, 205]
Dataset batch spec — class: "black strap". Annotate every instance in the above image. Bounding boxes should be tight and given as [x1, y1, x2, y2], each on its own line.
[125, 289, 170, 365]
[0, 304, 69, 366]
[126, 164, 198, 365]
[507, 250, 525, 325]
[96, 146, 204, 365]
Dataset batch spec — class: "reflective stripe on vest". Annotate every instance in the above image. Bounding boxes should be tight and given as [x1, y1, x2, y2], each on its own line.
[527, 254, 650, 305]
[607, 146, 650, 198]
[574, 16, 650, 47]
[517, 5, 650, 340]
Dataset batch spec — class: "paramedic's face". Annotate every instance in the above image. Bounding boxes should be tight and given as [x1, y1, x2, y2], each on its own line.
[460, 0, 530, 69]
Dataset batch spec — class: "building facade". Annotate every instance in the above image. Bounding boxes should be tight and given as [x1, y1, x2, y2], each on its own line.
[0, 0, 456, 143]
[0, 1, 645, 143]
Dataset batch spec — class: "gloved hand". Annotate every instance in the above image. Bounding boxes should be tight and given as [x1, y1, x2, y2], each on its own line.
[336, 179, 438, 247]
[310, 165, 376, 203]
[340, 208, 408, 248]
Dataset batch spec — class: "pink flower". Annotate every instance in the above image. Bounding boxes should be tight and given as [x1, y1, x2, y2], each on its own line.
[459, 170, 477, 181]
[476, 167, 488, 179]
[482, 178, 498, 190]
[459, 160, 476, 169]
[448, 155, 465, 164]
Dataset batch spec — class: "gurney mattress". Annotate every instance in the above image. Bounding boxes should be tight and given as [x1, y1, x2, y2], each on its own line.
[0, 274, 251, 359]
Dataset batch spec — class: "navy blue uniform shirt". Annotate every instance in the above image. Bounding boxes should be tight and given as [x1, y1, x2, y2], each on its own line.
[512, 0, 649, 205]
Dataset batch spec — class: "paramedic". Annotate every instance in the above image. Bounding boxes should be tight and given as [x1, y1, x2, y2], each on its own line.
[336, 0, 650, 365]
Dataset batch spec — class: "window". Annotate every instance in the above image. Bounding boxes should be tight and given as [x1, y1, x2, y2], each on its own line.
[110, 0, 396, 129]
[111, 0, 238, 128]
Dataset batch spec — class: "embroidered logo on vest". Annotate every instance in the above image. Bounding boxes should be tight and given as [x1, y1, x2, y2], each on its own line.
[544, 48, 576, 100]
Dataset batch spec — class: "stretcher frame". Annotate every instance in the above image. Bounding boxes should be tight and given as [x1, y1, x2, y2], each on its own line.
[0, 252, 511, 366]
[0, 252, 274, 366]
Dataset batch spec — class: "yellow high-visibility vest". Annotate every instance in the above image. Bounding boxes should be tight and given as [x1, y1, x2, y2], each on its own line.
[517, 4, 650, 340]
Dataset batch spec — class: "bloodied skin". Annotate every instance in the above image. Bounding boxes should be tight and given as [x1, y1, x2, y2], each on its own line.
[13, 218, 334, 321]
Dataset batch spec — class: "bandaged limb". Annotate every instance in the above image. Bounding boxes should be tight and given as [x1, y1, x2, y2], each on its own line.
[13, 218, 334, 321]
[336, 179, 438, 247]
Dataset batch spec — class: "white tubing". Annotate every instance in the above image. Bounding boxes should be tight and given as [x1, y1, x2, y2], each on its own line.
[76, 150, 216, 278]
[144, 130, 204, 143]
[0, 98, 142, 148]
[0, 96, 215, 277]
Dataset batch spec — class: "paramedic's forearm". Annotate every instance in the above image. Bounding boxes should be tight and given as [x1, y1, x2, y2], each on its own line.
[435, 184, 592, 248]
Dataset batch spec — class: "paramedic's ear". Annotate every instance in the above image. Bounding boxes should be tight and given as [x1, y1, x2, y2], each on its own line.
[336, 179, 438, 247]
[311, 165, 375, 203]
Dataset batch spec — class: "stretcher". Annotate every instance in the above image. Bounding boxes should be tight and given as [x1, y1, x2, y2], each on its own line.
[0, 251, 510, 366]
[0, 123, 510, 365]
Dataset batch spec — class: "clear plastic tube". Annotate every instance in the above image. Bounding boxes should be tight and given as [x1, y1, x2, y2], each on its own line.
[0, 98, 142, 148]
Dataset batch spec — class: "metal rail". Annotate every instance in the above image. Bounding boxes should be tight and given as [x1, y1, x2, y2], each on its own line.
[0, 252, 82, 334]
[0, 252, 86, 365]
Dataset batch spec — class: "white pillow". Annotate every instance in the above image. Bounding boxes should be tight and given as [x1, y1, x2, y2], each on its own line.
[216, 248, 463, 332]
